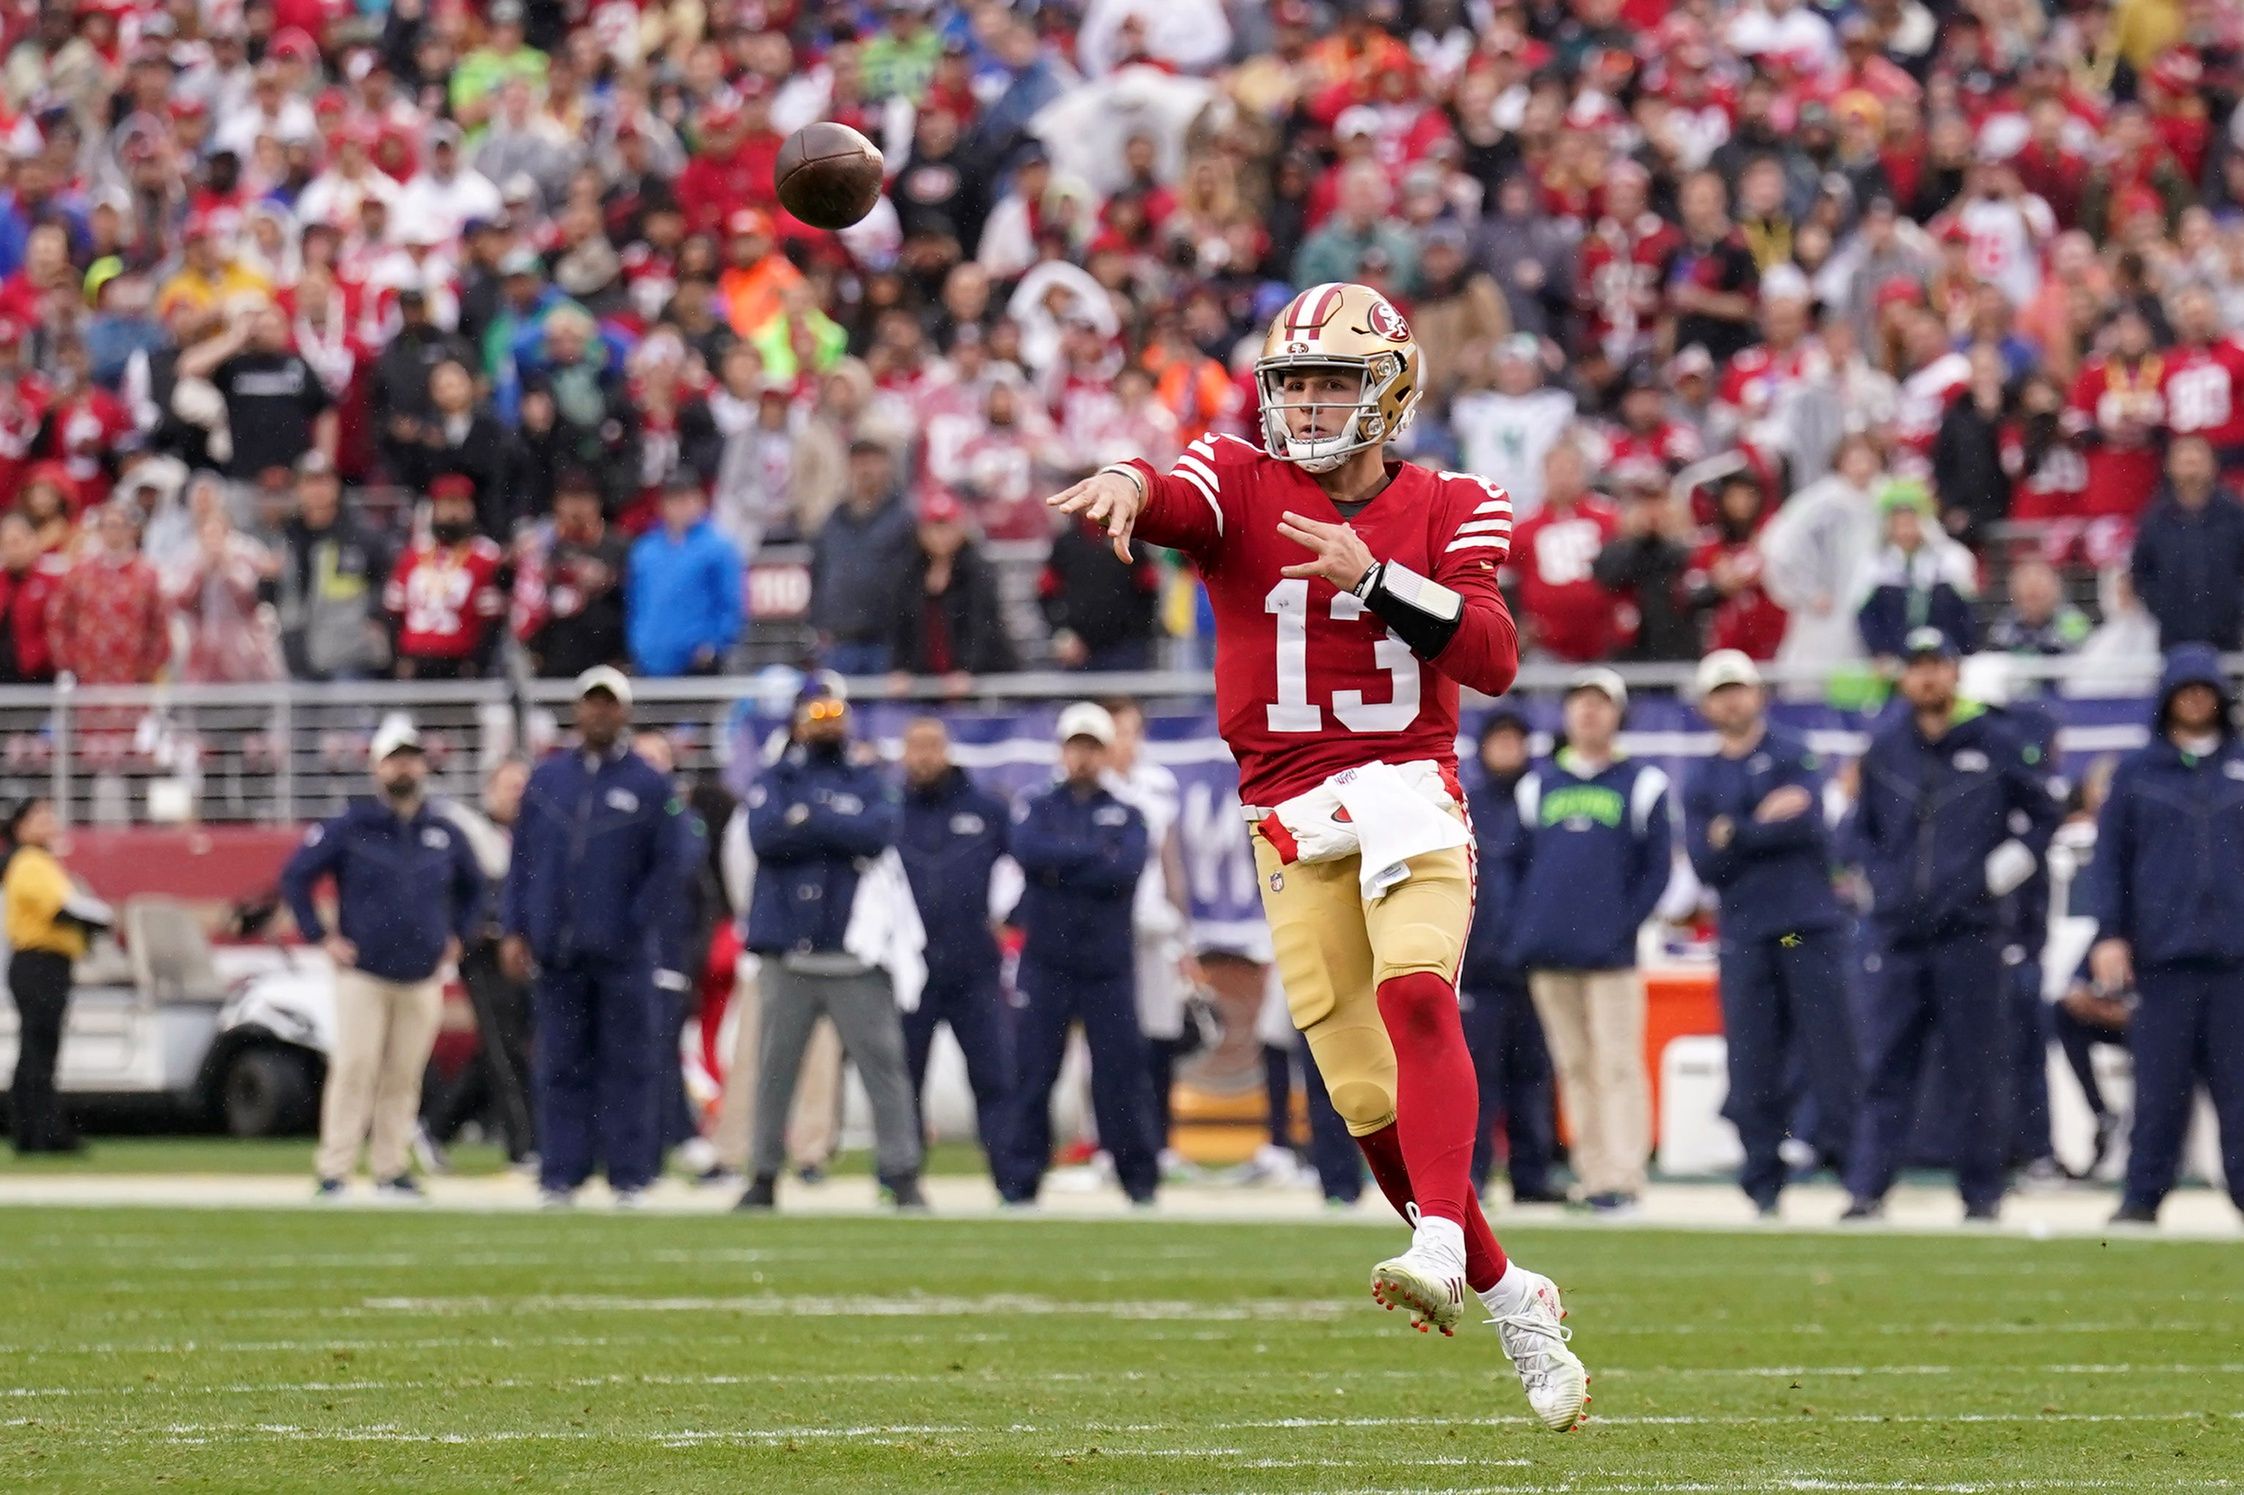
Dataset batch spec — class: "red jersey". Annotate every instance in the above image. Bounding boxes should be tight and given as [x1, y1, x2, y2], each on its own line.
[1605, 421, 1703, 475]
[1684, 536, 1786, 660]
[2066, 356, 2166, 520]
[1577, 212, 1682, 357]
[1127, 435, 1519, 806]
[384, 538, 506, 661]
[1999, 420, 2091, 523]
[0, 555, 63, 682]
[2160, 339, 2244, 448]
[1508, 497, 1625, 664]
[44, 386, 134, 510]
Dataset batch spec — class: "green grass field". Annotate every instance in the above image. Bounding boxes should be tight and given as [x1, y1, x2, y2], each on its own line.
[3, 1209, 2240, 1493]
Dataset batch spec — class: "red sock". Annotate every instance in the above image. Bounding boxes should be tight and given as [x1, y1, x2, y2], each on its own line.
[1376, 970, 1510, 1293]
[1354, 1122, 1416, 1224]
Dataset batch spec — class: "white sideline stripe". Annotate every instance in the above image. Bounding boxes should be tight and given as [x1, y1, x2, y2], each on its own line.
[357, 1292, 1352, 1320]
[1445, 536, 1507, 553]
[22, 1362, 2244, 1399]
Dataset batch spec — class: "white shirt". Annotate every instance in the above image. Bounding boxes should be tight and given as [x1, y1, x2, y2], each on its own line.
[1450, 388, 1577, 517]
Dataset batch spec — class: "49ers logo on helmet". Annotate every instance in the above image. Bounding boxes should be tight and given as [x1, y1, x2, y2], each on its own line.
[1364, 298, 1411, 342]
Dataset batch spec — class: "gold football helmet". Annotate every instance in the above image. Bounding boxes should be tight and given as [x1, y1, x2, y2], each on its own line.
[1255, 282, 1424, 472]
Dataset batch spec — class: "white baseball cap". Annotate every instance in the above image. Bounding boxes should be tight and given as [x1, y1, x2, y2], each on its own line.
[1056, 701, 1117, 747]
[575, 665, 634, 707]
[369, 715, 422, 766]
[1564, 666, 1629, 713]
[1692, 649, 1763, 699]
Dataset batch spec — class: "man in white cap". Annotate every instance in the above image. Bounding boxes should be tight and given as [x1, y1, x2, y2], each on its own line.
[1502, 667, 1674, 1216]
[282, 718, 486, 1200]
[1678, 650, 1859, 1218]
[997, 703, 1158, 1206]
[501, 667, 701, 1207]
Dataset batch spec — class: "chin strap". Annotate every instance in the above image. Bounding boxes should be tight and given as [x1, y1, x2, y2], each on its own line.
[1352, 559, 1463, 659]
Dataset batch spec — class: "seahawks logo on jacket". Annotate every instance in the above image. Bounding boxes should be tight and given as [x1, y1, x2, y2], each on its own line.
[1540, 784, 1625, 831]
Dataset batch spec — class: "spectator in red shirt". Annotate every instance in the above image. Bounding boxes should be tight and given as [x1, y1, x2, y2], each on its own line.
[2066, 305, 2168, 522]
[384, 479, 507, 680]
[2161, 285, 2244, 470]
[0, 513, 62, 684]
[1687, 473, 1787, 661]
[1508, 440, 1626, 662]
[49, 505, 170, 687]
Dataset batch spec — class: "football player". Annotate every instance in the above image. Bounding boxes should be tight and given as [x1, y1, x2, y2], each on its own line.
[1047, 283, 1589, 1432]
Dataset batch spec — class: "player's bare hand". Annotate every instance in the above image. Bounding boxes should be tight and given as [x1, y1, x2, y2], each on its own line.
[1047, 470, 1144, 562]
[1277, 511, 1374, 591]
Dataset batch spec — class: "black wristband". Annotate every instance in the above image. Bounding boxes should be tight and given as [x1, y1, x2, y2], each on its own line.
[1360, 565, 1463, 659]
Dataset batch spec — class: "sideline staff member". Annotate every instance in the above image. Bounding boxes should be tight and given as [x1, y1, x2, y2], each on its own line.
[503, 667, 698, 1208]
[282, 720, 485, 1198]
[4, 798, 112, 1155]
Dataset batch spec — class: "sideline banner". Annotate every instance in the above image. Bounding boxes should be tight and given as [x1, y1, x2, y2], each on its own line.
[724, 692, 2156, 954]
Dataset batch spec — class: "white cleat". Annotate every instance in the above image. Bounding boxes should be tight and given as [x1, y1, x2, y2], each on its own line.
[1481, 1265, 1590, 1432]
[1369, 1207, 1470, 1337]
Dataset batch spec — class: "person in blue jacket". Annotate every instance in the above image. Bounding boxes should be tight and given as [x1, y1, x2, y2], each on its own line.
[499, 667, 698, 1207]
[1841, 627, 2060, 1222]
[283, 718, 485, 1200]
[1001, 702, 1155, 1206]
[1459, 705, 1561, 1205]
[1855, 480, 1977, 664]
[737, 677, 925, 1212]
[2083, 644, 2244, 1226]
[1681, 650, 1859, 1217]
[1506, 667, 1675, 1216]
[627, 476, 745, 677]
[894, 716, 1014, 1183]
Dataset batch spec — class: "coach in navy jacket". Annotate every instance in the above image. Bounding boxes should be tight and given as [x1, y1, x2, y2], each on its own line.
[283, 773, 485, 985]
[1458, 706, 1558, 1202]
[737, 678, 925, 1210]
[895, 717, 1014, 1178]
[1505, 669, 1673, 1213]
[2083, 644, 2244, 1224]
[1001, 704, 1155, 1205]
[282, 720, 485, 1193]
[501, 668, 698, 1204]
[1680, 651, 1857, 1215]
[1841, 628, 2059, 1222]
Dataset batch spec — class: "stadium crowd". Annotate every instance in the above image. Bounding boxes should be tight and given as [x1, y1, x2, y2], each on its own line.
[0, 0, 2238, 688]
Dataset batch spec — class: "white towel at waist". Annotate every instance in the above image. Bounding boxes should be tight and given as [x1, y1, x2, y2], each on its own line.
[1255, 759, 1468, 900]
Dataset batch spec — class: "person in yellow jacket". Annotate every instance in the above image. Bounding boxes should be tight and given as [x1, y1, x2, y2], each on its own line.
[4, 799, 112, 1155]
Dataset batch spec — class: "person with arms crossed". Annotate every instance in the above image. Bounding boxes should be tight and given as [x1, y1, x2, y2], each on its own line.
[1681, 651, 1860, 1218]
[1047, 281, 1586, 1431]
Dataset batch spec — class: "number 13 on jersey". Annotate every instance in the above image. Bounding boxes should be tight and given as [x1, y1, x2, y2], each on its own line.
[1264, 578, 1422, 734]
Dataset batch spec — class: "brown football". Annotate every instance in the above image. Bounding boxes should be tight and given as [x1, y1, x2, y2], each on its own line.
[774, 122, 886, 230]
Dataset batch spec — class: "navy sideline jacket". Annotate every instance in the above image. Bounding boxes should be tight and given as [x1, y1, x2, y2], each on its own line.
[502, 744, 697, 967]
[1008, 780, 1147, 977]
[1505, 750, 1675, 972]
[897, 766, 1011, 983]
[1680, 724, 1846, 945]
[282, 798, 486, 983]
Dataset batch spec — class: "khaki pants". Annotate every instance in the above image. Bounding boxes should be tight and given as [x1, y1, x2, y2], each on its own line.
[1250, 825, 1474, 1136]
[316, 969, 443, 1182]
[712, 959, 843, 1173]
[1529, 969, 1650, 1198]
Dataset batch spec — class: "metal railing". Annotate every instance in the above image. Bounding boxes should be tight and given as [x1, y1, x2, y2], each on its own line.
[0, 648, 2189, 828]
